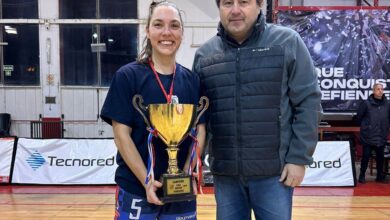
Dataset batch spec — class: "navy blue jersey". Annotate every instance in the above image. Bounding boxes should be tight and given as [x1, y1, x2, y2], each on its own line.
[101, 61, 201, 196]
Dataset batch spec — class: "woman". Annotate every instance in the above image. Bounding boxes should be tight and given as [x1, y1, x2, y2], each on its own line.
[101, 1, 206, 219]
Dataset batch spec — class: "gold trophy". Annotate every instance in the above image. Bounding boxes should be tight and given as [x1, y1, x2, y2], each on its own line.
[132, 94, 208, 203]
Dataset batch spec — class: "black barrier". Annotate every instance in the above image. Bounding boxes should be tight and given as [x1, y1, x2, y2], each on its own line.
[0, 113, 11, 137]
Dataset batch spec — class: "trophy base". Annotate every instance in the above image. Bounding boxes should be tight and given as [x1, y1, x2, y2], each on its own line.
[161, 193, 196, 203]
[160, 173, 195, 203]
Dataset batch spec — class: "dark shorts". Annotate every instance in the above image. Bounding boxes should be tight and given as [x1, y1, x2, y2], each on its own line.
[114, 186, 197, 220]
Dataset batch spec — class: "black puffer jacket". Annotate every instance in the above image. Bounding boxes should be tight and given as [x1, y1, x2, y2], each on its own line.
[193, 13, 322, 177]
[357, 94, 390, 146]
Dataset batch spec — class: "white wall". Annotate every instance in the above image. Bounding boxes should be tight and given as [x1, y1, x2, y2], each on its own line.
[3, 88, 42, 137]
[59, 88, 112, 138]
[0, 88, 4, 113]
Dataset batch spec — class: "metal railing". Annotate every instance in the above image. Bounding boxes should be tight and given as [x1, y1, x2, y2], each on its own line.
[30, 120, 64, 139]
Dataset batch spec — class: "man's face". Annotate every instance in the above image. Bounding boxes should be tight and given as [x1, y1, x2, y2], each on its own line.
[219, 0, 261, 43]
[373, 84, 384, 99]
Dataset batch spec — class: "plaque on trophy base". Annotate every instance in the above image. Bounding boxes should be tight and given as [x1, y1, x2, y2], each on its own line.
[160, 173, 195, 203]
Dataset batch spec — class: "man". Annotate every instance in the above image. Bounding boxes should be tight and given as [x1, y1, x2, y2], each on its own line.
[192, 0, 322, 219]
[357, 83, 390, 184]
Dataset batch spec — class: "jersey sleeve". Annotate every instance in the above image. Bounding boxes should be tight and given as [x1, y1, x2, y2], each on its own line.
[100, 67, 135, 127]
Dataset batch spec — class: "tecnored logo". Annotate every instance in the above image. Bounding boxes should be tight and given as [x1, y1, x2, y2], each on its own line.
[26, 150, 46, 170]
[25, 150, 115, 170]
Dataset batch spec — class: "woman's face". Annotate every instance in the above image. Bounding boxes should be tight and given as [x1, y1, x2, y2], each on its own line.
[147, 5, 183, 59]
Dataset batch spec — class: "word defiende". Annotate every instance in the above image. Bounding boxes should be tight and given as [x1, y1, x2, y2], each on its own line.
[317, 67, 390, 100]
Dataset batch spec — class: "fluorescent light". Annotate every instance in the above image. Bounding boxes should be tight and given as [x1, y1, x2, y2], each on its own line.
[5, 29, 17, 35]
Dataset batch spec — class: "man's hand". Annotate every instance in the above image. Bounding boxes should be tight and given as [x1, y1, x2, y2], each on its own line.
[145, 180, 164, 205]
[279, 163, 306, 187]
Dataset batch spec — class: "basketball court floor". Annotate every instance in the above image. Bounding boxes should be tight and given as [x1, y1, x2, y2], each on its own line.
[1, 179, 389, 220]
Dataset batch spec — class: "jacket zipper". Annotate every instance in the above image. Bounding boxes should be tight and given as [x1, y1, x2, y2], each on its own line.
[236, 48, 242, 175]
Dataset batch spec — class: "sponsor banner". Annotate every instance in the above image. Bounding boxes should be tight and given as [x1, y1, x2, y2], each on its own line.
[0, 137, 15, 183]
[301, 141, 354, 186]
[278, 10, 390, 112]
[12, 138, 117, 184]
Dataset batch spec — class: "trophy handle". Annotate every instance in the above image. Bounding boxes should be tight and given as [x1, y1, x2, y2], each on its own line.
[132, 94, 151, 128]
[193, 96, 209, 128]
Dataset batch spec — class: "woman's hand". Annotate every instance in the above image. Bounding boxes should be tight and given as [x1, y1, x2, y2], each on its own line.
[145, 179, 164, 205]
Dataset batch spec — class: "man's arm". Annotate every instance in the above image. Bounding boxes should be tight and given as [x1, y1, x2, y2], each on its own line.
[356, 100, 367, 125]
[282, 33, 322, 187]
[112, 120, 163, 205]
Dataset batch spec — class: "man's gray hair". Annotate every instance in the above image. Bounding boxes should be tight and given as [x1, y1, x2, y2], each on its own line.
[215, 0, 262, 8]
[373, 83, 384, 89]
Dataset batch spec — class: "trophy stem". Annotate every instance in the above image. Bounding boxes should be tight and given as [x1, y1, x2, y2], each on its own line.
[166, 146, 180, 175]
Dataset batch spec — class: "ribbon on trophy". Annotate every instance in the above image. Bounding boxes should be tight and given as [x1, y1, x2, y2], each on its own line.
[145, 128, 158, 185]
[188, 127, 203, 194]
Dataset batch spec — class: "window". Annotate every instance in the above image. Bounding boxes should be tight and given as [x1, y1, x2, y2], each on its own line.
[59, 0, 137, 19]
[60, 24, 138, 86]
[100, 25, 138, 86]
[1, 0, 38, 19]
[0, 0, 39, 85]
[59, 0, 139, 86]
[1, 24, 40, 85]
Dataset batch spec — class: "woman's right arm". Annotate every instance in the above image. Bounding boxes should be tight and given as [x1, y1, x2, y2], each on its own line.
[112, 120, 163, 205]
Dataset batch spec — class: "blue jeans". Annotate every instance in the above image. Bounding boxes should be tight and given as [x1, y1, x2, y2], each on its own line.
[214, 175, 293, 220]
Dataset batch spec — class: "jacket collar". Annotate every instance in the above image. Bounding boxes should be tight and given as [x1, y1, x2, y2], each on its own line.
[217, 11, 266, 47]
[368, 94, 387, 105]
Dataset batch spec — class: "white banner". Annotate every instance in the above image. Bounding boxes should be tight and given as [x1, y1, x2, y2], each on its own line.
[12, 138, 118, 184]
[0, 137, 15, 183]
[301, 141, 354, 186]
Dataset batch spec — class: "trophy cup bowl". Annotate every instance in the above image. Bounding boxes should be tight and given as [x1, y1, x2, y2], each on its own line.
[133, 95, 208, 203]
